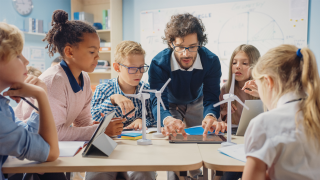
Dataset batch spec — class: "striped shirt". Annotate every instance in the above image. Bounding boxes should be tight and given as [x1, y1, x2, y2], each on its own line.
[91, 78, 156, 127]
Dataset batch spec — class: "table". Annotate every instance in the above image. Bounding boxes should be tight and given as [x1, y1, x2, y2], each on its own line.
[2, 139, 202, 174]
[198, 136, 245, 180]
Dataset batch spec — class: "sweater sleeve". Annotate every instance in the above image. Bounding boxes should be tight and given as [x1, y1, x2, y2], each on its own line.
[148, 60, 172, 126]
[203, 55, 221, 119]
[44, 74, 98, 141]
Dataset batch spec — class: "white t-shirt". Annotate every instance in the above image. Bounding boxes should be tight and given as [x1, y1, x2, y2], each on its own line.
[244, 92, 320, 180]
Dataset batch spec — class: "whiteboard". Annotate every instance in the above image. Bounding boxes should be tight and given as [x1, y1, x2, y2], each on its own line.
[140, 0, 309, 84]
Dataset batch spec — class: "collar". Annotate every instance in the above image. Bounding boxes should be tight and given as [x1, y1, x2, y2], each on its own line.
[115, 78, 143, 95]
[170, 52, 203, 71]
[276, 91, 305, 108]
[0, 95, 10, 107]
[60, 60, 84, 93]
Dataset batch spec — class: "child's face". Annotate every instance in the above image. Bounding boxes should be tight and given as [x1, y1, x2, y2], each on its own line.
[0, 53, 29, 89]
[71, 33, 100, 72]
[232, 51, 251, 83]
[118, 54, 145, 87]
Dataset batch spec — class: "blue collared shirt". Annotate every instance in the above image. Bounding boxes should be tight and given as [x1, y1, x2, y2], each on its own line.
[0, 95, 50, 180]
[91, 78, 156, 127]
[60, 60, 84, 93]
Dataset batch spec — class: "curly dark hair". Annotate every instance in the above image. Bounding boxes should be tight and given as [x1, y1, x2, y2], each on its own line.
[162, 13, 208, 49]
[43, 10, 96, 57]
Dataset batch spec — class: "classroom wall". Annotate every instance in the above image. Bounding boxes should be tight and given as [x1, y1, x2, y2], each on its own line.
[0, 0, 71, 106]
[0, 0, 71, 69]
[123, 0, 320, 70]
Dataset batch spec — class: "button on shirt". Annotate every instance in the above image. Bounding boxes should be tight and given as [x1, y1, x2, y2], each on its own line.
[0, 95, 50, 180]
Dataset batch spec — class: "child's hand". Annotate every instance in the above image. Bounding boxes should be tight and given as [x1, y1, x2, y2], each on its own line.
[110, 94, 135, 117]
[242, 80, 260, 98]
[104, 118, 126, 136]
[3, 82, 45, 103]
[124, 118, 145, 130]
[25, 75, 47, 92]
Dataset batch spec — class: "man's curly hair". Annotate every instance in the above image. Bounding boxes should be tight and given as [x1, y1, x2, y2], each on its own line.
[162, 13, 208, 49]
[43, 9, 96, 57]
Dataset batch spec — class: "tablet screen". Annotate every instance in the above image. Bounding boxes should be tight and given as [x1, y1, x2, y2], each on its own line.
[169, 134, 226, 144]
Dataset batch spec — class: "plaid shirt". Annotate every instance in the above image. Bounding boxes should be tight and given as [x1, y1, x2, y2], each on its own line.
[91, 78, 156, 127]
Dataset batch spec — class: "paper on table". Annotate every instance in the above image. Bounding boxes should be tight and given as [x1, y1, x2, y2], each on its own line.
[218, 144, 247, 162]
[121, 127, 158, 134]
[59, 141, 86, 157]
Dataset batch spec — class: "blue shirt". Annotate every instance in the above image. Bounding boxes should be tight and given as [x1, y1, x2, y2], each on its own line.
[91, 78, 156, 127]
[148, 47, 221, 125]
[0, 95, 50, 180]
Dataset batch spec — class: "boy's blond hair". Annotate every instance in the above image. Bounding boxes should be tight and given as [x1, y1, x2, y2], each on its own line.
[0, 22, 24, 62]
[252, 44, 320, 150]
[114, 41, 145, 63]
[27, 66, 42, 77]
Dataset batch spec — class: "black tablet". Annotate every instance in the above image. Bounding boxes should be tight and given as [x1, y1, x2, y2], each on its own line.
[169, 134, 227, 144]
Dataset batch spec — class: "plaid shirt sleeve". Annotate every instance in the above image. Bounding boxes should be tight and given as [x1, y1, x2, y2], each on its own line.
[144, 83, 156, 127]
[91, 82, 118, 122]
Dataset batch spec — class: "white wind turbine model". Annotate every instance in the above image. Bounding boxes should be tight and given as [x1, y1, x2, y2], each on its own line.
[213, 74, 249, 147]
[143, 78, 171, 138]
[125, 82, 152, 145]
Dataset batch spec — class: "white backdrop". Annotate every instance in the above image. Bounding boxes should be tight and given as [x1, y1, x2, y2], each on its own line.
[140, 0, 309, 84]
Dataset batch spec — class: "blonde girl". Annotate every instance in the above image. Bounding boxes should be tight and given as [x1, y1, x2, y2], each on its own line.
[242, 44, 320, 180]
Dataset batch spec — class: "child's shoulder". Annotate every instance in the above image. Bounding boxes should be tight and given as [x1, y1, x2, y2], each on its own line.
[95, 78, 117, 91]
[39, 65, 66, 83]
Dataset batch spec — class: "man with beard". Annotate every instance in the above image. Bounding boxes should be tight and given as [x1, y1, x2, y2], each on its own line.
[149, 13, 227, 141]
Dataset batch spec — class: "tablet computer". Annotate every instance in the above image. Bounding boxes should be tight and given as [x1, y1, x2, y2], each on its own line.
[169, 134, 226, 144]
[82, 111, 116, 157]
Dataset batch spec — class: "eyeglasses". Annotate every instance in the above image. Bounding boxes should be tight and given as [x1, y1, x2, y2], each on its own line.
[118, 63, 149, 74]
[172, 43, 200, 53]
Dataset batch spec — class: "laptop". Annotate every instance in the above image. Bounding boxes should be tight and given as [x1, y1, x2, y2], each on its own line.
[236, 100, 264, 136]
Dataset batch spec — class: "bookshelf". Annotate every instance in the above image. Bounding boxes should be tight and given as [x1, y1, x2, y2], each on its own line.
[71, 0, 122, 85]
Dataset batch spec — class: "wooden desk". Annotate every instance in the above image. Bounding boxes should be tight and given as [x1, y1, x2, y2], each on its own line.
[2, 139, 202, 174]
[198, 136, 245, 172]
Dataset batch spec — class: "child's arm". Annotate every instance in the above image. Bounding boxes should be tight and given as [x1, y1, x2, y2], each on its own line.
[3, 83, 59, 162]
[242, 156, 267, 180]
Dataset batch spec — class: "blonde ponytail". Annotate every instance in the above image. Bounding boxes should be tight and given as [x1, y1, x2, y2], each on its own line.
[252, 44, 320, 149]
[299, 48, 320, 146]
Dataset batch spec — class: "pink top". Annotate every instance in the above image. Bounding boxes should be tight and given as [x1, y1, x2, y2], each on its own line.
[14, 64, 98, 141]
[15, 97, 36, 122]
[219, 83, 252, 125]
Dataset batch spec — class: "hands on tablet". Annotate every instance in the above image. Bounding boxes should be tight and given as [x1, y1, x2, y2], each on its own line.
[202, 115, 227, 137]
[161, 117, 187, 138]
[104, 117, 126, 136]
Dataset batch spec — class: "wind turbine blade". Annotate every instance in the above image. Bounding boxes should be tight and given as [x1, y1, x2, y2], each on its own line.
[229, 73, 235, 95]
[213, 99, 230, 107]
[159, 98, 166, 110]
[234, 96, 249, 110]
[139, 82, 145, 93]
[160, 78, 171, 92]
[142, 89, 157, 93]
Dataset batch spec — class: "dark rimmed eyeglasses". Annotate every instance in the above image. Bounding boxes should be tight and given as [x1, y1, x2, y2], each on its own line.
[172, 43, 200, 53]
[118, 63, 149, 74]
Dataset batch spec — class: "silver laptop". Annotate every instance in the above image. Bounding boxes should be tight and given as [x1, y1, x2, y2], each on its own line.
[236, 100, 264, 136]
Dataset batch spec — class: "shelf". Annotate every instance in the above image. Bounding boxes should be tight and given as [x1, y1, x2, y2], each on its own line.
[97, 29, 111, 33]
[23, 32, 46, 36]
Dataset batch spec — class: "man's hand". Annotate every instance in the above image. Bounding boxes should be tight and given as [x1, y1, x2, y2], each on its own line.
[104, 118, 126, 136]
[110, 94, 135, 117]
[202, 115, 227, 137]
[161, 117, 187, 138]
[242, 80, 260, 98]
[124, 118, 143, 130]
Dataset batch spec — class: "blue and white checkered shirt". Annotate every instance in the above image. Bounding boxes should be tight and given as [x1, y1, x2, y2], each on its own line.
[91, 78, 156, 127]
